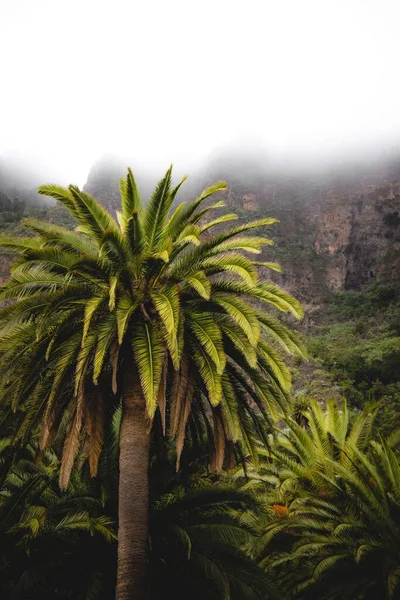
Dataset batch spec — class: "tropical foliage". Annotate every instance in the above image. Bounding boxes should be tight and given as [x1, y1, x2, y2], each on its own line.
[0, 167, 398, 600]
[0, 423, 274, 600]
[0, 439, 116, 600]
[253, 400, 400, 600]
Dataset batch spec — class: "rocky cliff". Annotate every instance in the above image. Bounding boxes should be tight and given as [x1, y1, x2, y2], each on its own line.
[83, 154, 400, 314]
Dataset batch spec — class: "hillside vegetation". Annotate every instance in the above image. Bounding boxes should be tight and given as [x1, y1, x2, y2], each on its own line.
[309, 281, 400, 435]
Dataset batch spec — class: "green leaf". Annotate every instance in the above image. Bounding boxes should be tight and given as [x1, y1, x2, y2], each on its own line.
[69, 186, 119, 239]
[167, 181, 227, 238]
[254, 261, 282, 272]
[93, 315, 117, 384]
[120, 168, 142, 228]
[151, 286, 180, 367]
[109, 276, 118, 310]
[126, 211, 144, 257]
[258, 340, 292, 391]
[151, 250, 170, 263]
[202, 253, 258, 286]
[83, 293, 106, 342]
[200, 213, 238, 233]
[37, 184, 81, 220]
[193, 342, 222, 406]
[132, 320, 165, 418]
[219, 318, 258, 368]
[23, 218, 97, 255]
[116, 294, 139, 344]
[188, 312, 226, 374]
[211, 292, 260, 346]
[144, 166, 173, 251]
[185, 271, 211, 300]
[0, 236, 41, 253]
[176, 224, 201, 246]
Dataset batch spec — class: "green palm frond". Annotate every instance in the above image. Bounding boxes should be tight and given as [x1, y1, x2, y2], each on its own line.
[193, 342, 223, 407]
[184, 271, 211, 299]
[132, 320, 165, 418]
[151, 286, 180, 367]
[119, 167, 142, 229]
[188, 312, 226, 375]
[144, 166, 173, 251]
[166, 181, 228, 237]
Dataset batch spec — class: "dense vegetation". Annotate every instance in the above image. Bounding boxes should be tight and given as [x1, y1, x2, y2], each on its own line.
[0, 172, 399, 600]
[308, 281, 400, 435]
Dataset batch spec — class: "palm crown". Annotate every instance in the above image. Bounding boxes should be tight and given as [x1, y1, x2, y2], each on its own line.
[0, 166, 303, 484]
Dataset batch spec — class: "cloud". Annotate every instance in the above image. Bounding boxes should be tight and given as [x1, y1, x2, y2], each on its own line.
[1, 0, 400, 185]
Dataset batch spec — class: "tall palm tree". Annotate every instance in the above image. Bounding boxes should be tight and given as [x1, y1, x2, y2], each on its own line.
[0, 167, 303, 599]
[102, 402, 282, 600]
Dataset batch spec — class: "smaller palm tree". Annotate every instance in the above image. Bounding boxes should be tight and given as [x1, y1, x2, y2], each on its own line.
[0, 441, 116, 600]
[251, 399, 378, 502]
[150, 483, 280, 600]
[255, 401, 400, 600]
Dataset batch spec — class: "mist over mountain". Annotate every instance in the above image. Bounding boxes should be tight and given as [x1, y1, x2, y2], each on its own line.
[1, 142, 399, 314]
[82, 147, 400, 318]
[0, 157, 56, 206]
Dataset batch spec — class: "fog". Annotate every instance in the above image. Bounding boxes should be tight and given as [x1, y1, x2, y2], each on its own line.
[1, 0, 400, 186]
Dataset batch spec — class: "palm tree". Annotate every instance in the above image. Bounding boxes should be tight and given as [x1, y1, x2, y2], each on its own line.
[150, 482, 281, 600]
[0, 441, 116, 600]
[266, 439, 400, 600]
[255, 400, 400, 599]
[0, 167, 303, 599]
[240, 399, 376, 500]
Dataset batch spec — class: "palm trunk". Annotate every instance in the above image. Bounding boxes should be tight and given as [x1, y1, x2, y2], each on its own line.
[116, 374, 150, 600]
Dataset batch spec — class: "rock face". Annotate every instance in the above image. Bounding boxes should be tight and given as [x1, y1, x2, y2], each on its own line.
[83, 157, 126, 216]
[242, 193, 258, 211]
[83, 156, 162, 215]
[313, 182, 400, 291]
[83, 154, 400, 306]
[193, 156, 400, 304]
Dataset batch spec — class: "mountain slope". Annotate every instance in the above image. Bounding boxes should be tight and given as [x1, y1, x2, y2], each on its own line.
[83, 153, 400, 311]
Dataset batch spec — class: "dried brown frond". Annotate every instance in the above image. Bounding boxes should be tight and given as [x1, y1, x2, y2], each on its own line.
[110, 340, 119, 394]
[59, 367, 86, 490]
[59, 398, 84, 490]
[85, 392, 104, 477]
[39, 406, 56, 451]
[157, 356, 168, 435]
[175, 378, 194, 470]
[170, 353, 189, 437]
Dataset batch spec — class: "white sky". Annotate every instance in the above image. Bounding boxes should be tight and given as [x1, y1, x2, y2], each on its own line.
[1, 0, 400, 185]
